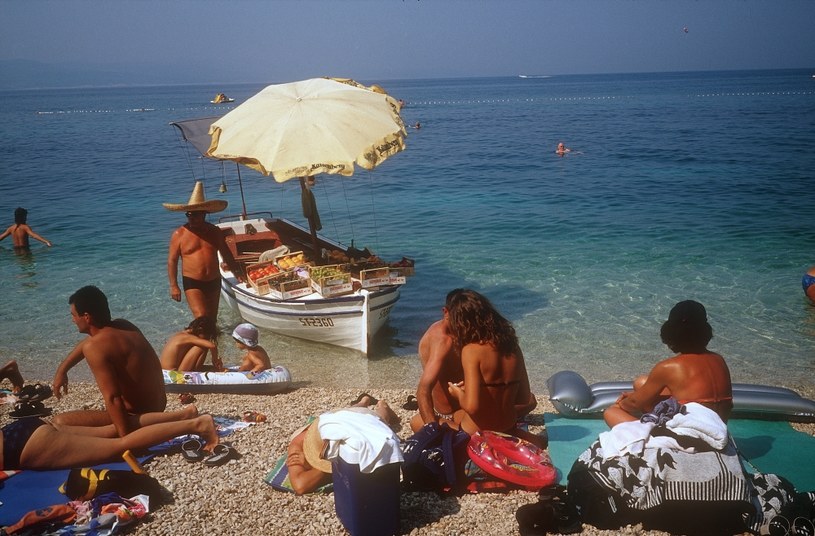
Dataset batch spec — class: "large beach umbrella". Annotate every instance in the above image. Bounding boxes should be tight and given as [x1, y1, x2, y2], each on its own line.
[206, 77, 407, 183]
[171, 78, 407, 248]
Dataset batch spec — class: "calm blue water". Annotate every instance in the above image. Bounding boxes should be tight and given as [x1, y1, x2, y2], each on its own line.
[1, 70, 814, 394]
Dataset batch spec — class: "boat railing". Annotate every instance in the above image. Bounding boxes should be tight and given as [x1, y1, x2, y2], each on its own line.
[219, 211, 274, 223]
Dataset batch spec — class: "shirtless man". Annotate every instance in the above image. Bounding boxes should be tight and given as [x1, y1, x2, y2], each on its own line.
[0, 207, 52, 251]
[164, 181, 243, 319]
[160, 316, 222, 371]
[51, 285, 168, 437]
[409, 290, 464, 433]
[604, 300, 733, 427]
[0, 360, 25, 393]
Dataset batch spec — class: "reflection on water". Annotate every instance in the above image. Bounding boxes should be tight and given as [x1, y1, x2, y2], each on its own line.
[6, 247, 38, 287]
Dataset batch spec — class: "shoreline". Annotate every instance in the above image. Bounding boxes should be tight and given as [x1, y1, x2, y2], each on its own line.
[4, 381, 814, 535]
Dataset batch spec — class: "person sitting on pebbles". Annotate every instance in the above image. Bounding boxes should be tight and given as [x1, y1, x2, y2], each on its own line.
[160, 316, 222, 372]
[286, 394, 401, 495]
[232, 323, 271, 373]
[0, 360, 25, 393]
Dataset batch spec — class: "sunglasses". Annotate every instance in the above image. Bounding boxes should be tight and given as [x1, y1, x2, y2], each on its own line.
[185, 211, 205, 218]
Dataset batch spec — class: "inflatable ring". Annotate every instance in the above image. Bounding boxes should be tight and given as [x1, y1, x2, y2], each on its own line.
[467, 430, 557, 490]
[546, 370, 815, 422]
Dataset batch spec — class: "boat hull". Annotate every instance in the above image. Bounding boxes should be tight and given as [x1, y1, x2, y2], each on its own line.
[220, 278, 399, 354]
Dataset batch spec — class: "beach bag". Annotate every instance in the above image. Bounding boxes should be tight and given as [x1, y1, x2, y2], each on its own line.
[401, 422, 469, 492]
[61, 468, 164, 503]
[566, 461, 632, 529]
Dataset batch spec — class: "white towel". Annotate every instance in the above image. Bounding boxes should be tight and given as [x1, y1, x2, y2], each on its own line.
[318, 409, 403, 473]
[665, 402, 728, 450]
[599, 420, 656, 459]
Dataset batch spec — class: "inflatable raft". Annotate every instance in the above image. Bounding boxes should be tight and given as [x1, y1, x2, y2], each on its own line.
[547, 370, 815, 422]
[163, 365, 291, 395]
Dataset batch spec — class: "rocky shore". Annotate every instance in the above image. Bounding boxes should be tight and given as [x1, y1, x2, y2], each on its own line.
[5, 381, 814, 535]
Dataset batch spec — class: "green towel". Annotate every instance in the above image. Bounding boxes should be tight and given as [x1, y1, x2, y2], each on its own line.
[544, 413, 815, 491]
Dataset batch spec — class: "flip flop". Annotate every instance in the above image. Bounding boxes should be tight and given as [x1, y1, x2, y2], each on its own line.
[9, 400, 52, 419]
[17, 383, 53, 403]
[349, 392, 378, 406]
[202, 444, 239, 467]
[180, 438, 206, 463]
[402, 395, 419, 411]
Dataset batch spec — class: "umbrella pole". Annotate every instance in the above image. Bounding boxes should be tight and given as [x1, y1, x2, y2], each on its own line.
[300, 177, 321, 259]
[236, 164, 248, 219]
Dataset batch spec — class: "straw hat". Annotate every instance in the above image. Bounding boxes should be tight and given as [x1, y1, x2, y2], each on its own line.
[163, 181, 228, 213]
[302, 418, 332, 473]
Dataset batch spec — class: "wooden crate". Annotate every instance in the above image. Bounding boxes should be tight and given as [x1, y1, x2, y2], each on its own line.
[309, 264, 353, 297]
[246, 261, 281, 295]
[359, 267, 392, 289]
[251, 270, 312, 299]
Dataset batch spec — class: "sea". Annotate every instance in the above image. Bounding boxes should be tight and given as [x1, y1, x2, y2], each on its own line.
[1, 69, 814, 395]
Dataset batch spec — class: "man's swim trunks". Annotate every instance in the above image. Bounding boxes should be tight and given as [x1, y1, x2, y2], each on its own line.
[803, 273, 815, 294]
[2, 417, 47, 469]
[182, 276, 221, 293]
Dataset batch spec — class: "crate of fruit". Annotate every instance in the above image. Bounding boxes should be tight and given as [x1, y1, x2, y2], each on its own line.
[275, 251, 309, 271]
[246, 261, 282, 295]
[309, 264, 353, 297]
[264, 270, 313, 300]
[359, 266, 392, 288]
[389, 257, 416, 277]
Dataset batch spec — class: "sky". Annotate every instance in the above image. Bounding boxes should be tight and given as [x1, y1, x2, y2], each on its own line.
[1, 0, 814, 85]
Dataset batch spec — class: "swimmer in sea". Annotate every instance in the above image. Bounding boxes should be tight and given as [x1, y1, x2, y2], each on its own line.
[0, 207, 52, 251]
[556, 142, 571, 156]
[804, 266, 815, 303]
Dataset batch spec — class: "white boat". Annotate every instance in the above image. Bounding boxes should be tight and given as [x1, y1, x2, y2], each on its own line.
[216, 213, 411, 355]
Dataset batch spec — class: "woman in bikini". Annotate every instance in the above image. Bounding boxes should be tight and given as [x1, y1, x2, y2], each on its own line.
[1, 407, 219, 470]
[445, 289, 543, 448]
[604, 300, 733, 427]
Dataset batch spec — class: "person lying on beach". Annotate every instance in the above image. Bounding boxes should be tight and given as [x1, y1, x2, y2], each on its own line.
[444, 289, 544, 449]
[160, 316, 222, 372]
[232, 323, 271, 373]
[1, 407, 218, 471]
[410, 289, 463, 433]
[51, 285, 167, 437]
[603, 300, 733, 427]
[0, 207, 52, 251]
[286, 394, 400, 495]
[0, 360, 25, 393]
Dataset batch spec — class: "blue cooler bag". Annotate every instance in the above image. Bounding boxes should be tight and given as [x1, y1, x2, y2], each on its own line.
[332, 457, 401, 536]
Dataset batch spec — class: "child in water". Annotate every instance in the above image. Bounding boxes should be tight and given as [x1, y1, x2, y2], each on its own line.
[232, 323, 272, 373]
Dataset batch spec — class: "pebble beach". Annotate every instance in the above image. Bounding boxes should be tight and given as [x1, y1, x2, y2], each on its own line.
[6, 380, 814, 536]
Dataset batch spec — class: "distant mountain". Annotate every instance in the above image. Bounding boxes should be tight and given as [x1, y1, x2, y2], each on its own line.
[0, 59, 237, 89]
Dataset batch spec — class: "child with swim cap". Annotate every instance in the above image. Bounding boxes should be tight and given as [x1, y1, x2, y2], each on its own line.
[232, 323, 272, 373]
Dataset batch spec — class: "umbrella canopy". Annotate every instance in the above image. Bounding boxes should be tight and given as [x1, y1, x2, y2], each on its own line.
[207, 77, 407, 183]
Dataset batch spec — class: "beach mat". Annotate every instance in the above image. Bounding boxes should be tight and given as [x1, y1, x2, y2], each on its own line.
[544, 413, 815, 491]
[0, 460, 142, 527]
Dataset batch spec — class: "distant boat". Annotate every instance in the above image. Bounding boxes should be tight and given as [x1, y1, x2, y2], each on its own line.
[519, 75, 552, 79]
[211, 93, 234, 104]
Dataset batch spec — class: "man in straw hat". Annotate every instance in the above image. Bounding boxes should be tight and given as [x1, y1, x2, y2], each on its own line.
[165, 181, 243, 320]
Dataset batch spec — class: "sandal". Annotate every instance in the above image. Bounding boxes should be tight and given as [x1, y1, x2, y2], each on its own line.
[202, 444, 240, 467]
[349, 392, 378, 406]
[17, 383, 53, 403]
[402, 395, 419, 411]
[10, 400, 52, 419]
[180, 438, 206, 463]
[242, 411, 267, 423]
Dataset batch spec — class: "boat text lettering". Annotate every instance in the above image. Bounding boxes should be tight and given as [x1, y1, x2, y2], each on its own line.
[299, 317, 335, 328]
[378, 306, 393, 319]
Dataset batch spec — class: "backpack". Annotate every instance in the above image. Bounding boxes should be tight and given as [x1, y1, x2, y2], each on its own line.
[401, 422, 470, 492]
